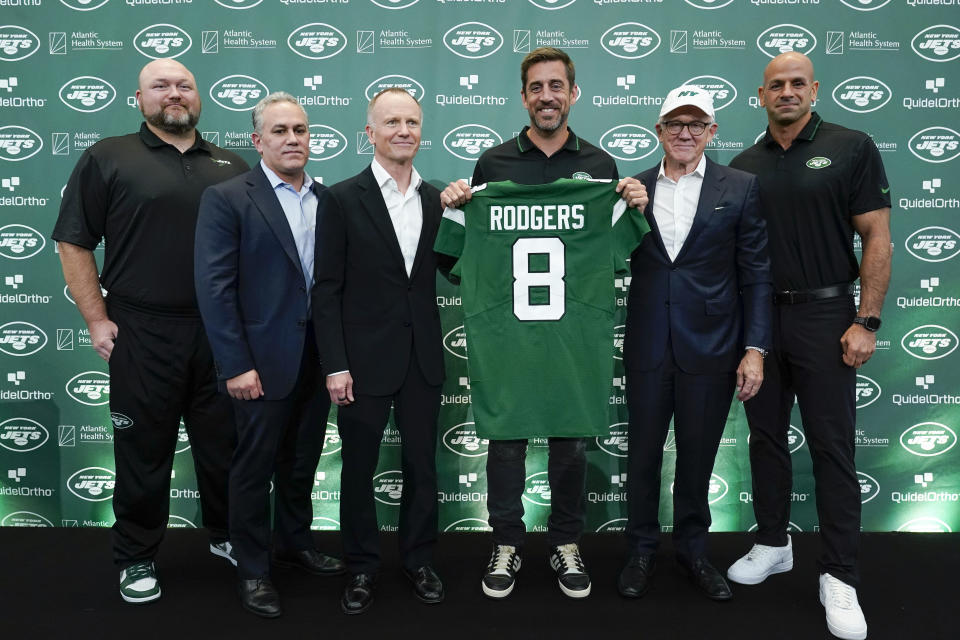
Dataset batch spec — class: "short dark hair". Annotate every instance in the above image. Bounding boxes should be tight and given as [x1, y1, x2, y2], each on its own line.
[520, 47, 575, 92]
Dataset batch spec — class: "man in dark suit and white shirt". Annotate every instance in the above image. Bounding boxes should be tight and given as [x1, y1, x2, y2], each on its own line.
[195, 92, 345, 618]
[314, 88, 445, 615]
[616, 86, 772, 601]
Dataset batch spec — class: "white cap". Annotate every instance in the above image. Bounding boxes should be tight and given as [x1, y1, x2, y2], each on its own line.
[659, 85, 715, 120]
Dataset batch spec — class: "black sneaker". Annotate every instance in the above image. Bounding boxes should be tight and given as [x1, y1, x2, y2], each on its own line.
[549, 543, 591, 598]
[481, 544, 521, 599]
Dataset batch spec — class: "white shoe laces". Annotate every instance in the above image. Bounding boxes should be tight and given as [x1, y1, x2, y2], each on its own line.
[823, 575, 856, 610]
[488, 545, 518, 575]
[744, 543, 783, 563]
[554, 543, 585, 574]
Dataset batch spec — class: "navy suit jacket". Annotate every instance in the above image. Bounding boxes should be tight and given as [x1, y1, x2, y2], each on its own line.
[624, 156, 772, 374]
[194, 164, 327, 400]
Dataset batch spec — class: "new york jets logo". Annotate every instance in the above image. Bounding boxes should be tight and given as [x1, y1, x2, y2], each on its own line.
[528, 0, 577, 9]
[857, 471, 880, 504]
[832, 77, 892, 114]
[175, 421, 190, 453]
[757, 24, 817, 59]
[442, 422, 488, 457]
[905, 227, 960, 262]
[370, 0, 419, 8]
[59, 76, 116, 113]
[523, 471, 551, 506]
[443, 325, 468, 359]
[443, 124, 501, 161]
[444, 518, 492, 533]
[0, 417, 49, 453]
[288, 23, 347, 60]
[595, 518, 627, 533]
[67, 467, 116, 502]
[788, 425, 806, 453]
[0, 321, 47, 356]
[59, 0, 111, 10]
[572, 171, 592, 180]
[908, 127, 960, 163]
[612, 323, 626, 359]
[855, 375, 881, 409]
[322, 422, 341, 456]
[806, 157, 832, 170]
[311, 517, 340, 531]
[134, 24, 192, 59]
[110, 413, 134, 430]
[0, 224, 45, 259]
[900, 422, 957, 457]
[839, 0, 892, 10]
[749, 522, 803, 533]
[911, 25, 960, 63]
[210, 75, 269, 112]
[685, 0, 734, 8]
[308, 125, 347, 162]
[898, 517, 952, 533]
[683, 75, 737, 111]
[373, 470, 404, 505]
[168, 515, 198, 528]
[0, 511, 53, 527]
[600, 126, 658, 162]
[596, 422, 628, 458]
[901, 325, 958, 360]
[0, 127, 43, 162]
[364, 75, 425, 102]
[214, 0, 264, 8]
[0, 26, 40, 62]
[66, 371, 110, 406]
[443, 22, 503, 59]
[673, 474, 728, 504]
[601, 23, 661, 59]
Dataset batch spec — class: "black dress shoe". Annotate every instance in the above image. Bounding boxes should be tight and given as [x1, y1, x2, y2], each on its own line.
[238, 577, 282, 618]
[274, 549, 346, 576]
[403, 566, 445, 604]
[683, 557, 733, 601]
[618, 553, 656, 598]
[341, 573, 376, 615]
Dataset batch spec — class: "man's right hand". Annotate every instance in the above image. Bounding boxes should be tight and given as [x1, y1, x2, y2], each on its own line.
[90, 319, 118, 362]
[227, 369, 263, 400]
[440, 180, 472, 209]
[327, 372, 355, 406]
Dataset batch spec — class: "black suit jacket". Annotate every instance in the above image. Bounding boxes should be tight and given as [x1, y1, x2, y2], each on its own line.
[313, 165, 444, 395]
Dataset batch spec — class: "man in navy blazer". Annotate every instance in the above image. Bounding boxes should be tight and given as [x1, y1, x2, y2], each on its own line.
[195, 92, 344, 618]
[616, 86, 772, 602]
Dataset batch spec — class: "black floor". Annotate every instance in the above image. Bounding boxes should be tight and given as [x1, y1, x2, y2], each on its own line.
[0, 529, 954, 639]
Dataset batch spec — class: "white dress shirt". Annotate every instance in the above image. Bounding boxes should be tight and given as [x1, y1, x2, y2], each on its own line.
[259, 160, 317, 292]
[652, 154, 707, 262]
[371, 158, 423, 277]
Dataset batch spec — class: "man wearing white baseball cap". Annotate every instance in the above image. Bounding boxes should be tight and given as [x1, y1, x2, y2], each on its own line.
[617, 85, 772, 601]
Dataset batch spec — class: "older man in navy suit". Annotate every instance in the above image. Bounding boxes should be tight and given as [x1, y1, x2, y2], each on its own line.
[195, 92, 344, 618]
[616, 86, 772, 602]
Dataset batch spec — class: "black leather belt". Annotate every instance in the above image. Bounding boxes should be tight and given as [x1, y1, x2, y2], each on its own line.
[773, 283, 853, 305]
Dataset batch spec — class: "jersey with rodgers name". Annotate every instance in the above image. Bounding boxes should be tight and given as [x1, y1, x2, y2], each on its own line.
[434, 179, 650, 439]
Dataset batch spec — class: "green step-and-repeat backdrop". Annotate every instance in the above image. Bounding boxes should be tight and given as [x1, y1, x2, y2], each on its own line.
[1, 1, 958, 537]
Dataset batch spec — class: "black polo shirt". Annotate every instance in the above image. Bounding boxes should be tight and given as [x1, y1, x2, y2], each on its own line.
[729, 112, 890, 292]
[472, 125, 618, 185]
[53, 123, 248, 310]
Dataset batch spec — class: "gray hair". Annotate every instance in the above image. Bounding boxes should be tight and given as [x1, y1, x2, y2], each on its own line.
[366, 87, 422, 127]
[252, 92, 308, 134]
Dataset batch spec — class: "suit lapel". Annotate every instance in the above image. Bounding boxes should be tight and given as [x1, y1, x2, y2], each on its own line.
[673, 158, 725, 264]
[357, 167, 408, 275]
[247, 165, 301, 272]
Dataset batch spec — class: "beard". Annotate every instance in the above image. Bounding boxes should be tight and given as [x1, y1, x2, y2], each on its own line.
[142, 103, 200, 135]
[530, 108, 567, 135]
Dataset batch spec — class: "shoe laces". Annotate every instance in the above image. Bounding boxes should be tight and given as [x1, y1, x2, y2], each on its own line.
[744, 543, 782, 563]
[823, 575, 856, 610]
[488, 545, 518, 575]
[125, 561, 154, 580]
[553, 543, 585, 575]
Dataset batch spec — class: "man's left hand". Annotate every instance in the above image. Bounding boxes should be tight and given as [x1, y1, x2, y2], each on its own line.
[736, 350, 764, 402]
[616, 177, 649, 211]
[841, 323, 876, 368]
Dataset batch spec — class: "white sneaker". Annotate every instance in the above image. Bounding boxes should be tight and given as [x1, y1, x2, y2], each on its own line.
[819, 573, 867, 640]
[726, 535, 793, 585]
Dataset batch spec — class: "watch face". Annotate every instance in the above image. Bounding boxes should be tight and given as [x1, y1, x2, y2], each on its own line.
[865, 316, 882, 331]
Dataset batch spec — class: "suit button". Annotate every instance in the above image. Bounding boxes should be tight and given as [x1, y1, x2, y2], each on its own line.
[297, 319, 306, 327]
[407, 285, 413, 291]
[672, 267, 679, 272]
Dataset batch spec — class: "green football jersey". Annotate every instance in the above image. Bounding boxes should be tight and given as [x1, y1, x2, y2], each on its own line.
[434, 179, 650, 439]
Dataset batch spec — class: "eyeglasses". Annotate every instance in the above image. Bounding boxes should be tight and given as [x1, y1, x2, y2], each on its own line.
[662, 120, 710, 136]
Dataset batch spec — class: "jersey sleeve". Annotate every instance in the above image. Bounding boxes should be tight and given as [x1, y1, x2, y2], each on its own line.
[612, 199, 650, 272]
[849, 135, 891, 216]
[51, 149, 108, 248]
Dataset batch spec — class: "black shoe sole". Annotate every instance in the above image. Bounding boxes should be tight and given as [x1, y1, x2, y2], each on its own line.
[240, 601, 282, 619]
[618, 582, 649, 599]
[341, 597, 374, 615]
[412, 591, 445, 604]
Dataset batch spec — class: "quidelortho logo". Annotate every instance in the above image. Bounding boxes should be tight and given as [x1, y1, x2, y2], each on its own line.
[0, 26, 40, 62]
[905, 227, 960, 262]
[443, 325, 467, 359]
[757, 24, 817, 58]
[0, 127, 42, 162]
[683, 75, 737, 111]
[288, 23, 347, 60]
[0, 417, 49, 453]
[839, 0, 892, 10]
[67, 466, 115, 502]
[364, 75, 425, 102]
[134, 24, 192, 59]
[0, 224, 45, 259]
[322, 422, 341, 456]
[600, 125, 658, 162]
[65, 371, 110, 406]
[214, 0, 264, 8]
[443, 22, 503, 59]
[0, 511, 53, 527]
[58, 76, 116, 113]
[596, 422, 628, 458]
[0, 322, 47, 356]
[370, 0, 419, 8]
[372, 470, 404, 505]
[909, 127, 960, 163]
[900, 422, 957, 457]
[832, 77, 892, 113]
[443, 124, 501, 161]
[857, 471, 880, 503]
[912, 25, 960, 63]
[523, 471, 551, 506]
[901, 325, 958, 360]
[210, 75, 268, 112]
[685, 0, 734, 8]
[307, 125, 347, 162]
[855, 375, 881, 409]
[442, 422, 488, 457]
[601, 23, 661, 59]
